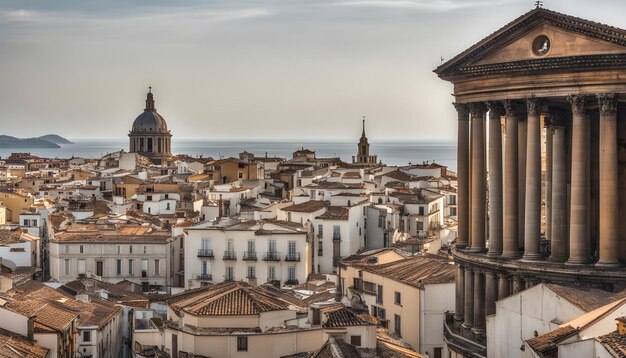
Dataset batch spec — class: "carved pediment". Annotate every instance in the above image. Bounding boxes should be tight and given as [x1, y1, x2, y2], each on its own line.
[473, 24, 626, 66]
[435, 8, 626, 79]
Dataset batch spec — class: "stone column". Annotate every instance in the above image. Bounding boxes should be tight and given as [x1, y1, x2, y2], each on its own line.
[455, 103, 471, 249]
[597, 93, 620, 266]
[503, 101, 522, 257]
[545, 118, 553, 243]
[567, 95, 590, 265]
[469, 103, 487, 252]
[485, 271, 497, 315]
[518, 116, 528, 251]
[523, 98, 543, 260]
[497, 273, 510, 300]
[463, 268, 474, 329]
[472, 270, 486, 334]
[487, 101, 504, 256]
[512, 276, 523, 294]
[550, 111, 569, 262]
[454, 265, 465, 321]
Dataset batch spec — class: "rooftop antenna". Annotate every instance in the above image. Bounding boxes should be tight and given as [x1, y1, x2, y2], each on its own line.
[534, 0, 543, 8]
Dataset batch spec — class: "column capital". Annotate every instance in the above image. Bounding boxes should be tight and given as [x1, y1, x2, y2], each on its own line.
[496, 273, 508, 279]
[567, 94, 587, 115]
[453, 102, 469, 120]
[468, 102, 487, 118]
[503, 100, 524, 118]
[596, 93, 619, 116]
[486, 101, 505, 119]
[526, 98, 543, 116]
[484, 271, 496, 279]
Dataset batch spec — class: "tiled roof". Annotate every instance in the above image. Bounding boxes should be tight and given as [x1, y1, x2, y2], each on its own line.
[310, 337, 361, 358]
[304, 182, 364, 190]
[0, 329, 49, 358]
[545, 284, 626, 312]
[321, 304, 378, 328]
[60, 277, 148, 304]
[315, 206, 349, 221]
[52, 226, 170, 243]
[282, 200, 330, 213]
[597, 331, 626, 357]
[0, 230, 34, 246]
[362, 255, 455, 287]
[525, 325, 578, 358]
[376, 328, 425, 358]
[169, 281, 289, 316]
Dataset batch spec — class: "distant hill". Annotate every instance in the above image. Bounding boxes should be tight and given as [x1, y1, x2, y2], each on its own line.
[38, 134, 73, 144]
[0, 135, 61, 149]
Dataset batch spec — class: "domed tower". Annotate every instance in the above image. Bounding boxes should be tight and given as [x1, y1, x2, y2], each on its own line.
[128, 87, 172, 156]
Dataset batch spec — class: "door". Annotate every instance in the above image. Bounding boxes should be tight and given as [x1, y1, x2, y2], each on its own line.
[96, 261, 103, 277]
[172, 334, 178, 358]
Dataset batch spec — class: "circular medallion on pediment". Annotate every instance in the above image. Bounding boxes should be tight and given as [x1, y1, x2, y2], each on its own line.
[532, 35, 551, 56]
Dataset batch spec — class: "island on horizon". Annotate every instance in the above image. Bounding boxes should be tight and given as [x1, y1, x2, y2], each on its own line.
[0, 134, 72, 149]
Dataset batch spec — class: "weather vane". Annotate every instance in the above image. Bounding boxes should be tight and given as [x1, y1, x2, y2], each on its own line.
[535, 1, 543, 9]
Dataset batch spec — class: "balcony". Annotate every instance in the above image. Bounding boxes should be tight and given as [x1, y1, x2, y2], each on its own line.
[443, 312, 487, 357]
[333, 234, 341, 241]
[223, 251, 237, 260]
[285, 279, 299, 286]
[285, 252, 300, 262]
[225, 276, 235, 282]
[196, 274, 212, 281]
[263, 252, 281, 261]
[243, 251, 257, 261]
[197, 249, 214, 258]
[317, 233, 323, 239]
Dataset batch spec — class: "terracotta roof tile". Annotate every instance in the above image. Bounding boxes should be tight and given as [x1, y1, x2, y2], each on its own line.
[525, 325, 578, 358]
[597, 331, 626, 357]
[546, 284, 626, 312]
[282, 201, 330, 213]
[362, 255, 455, 287]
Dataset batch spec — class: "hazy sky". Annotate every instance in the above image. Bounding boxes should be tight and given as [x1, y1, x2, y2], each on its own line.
[0, 0, 624, 141]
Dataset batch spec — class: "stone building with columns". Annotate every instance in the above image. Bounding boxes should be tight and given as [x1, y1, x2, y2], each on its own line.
[128, 87, 172, 157]
[434, 7, 626, 357]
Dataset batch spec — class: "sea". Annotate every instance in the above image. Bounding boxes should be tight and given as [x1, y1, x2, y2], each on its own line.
[0, 139, 457, 171]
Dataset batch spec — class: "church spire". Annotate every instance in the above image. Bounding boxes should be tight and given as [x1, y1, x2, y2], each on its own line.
[361, 116, 366, 138]
[145, 86, 156, 111]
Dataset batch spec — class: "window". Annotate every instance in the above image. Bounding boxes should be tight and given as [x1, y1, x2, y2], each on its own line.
[288, 267, 296, 281]
[268, 240, 276, 253]
[394, 314, 401, 335]
[268, 266, 276, 281]
[247, 240, 255, 253]
[377, 285, 383, 304]
[129, 259, 134, 275]
[78, 259, 86, 274]
[65, 245, 70, 254]
[201, 260, 208, 275]
[318, 240, 323, 256]
[237, 336, 248, 351]
[32, 219, 37, 226]
[225, 267, 234, 281]
[419, 206, 425, 215]
[141, 259, 148, 277]
[143, 246, 147, 254]
[333, 225, 341, 240]
[116, 259, 122, 275]
[317, 224, 323, 237]
[129, 245, 133, 254]
[64, 259, 70, 276]
[83, 331, 91, 342]
[394, 291, 401, 305]
[350, 335, 361, 346]
[238, 172, 243, 179]
[155, 259, 160, 276]
[247, 266, 256, 279]
[79, 245, 84, 254]
[117, 245, 121, 254]
[166, 203, 171, 210]
[288, 241, 296, 255]
[433, 347, 442, 358]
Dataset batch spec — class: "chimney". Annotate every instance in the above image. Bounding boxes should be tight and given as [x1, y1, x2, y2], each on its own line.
[617, 317, 626, 336]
